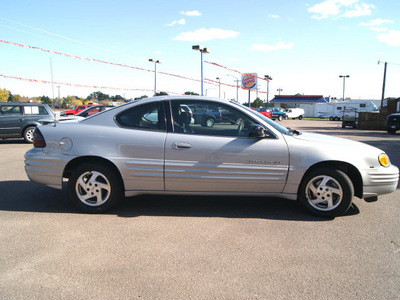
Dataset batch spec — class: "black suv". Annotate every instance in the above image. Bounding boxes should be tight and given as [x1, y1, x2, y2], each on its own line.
[386, 113, 400, 134]
[0, 102, 54, 142]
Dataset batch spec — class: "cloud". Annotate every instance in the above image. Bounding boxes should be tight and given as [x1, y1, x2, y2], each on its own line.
[308, 0, 340, 19]
[308, 0, 375, 19]
[267, 14, 280, 18]
[377, 30, 400, 46]
[250, 42, 294, 52]
[167, 19, 186, 26]
[173, 28, 239, 42]
[370, 27, 388, 32]
[342, 3, 374, 17]
[180, 10, 201, 16]
[359, 18, 394, 26]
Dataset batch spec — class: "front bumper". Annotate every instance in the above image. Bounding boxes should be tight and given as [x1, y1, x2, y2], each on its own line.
[362, 164, 399, 198]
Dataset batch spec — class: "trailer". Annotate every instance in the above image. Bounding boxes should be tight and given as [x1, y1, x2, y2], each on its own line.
[301, 100, 378, 120]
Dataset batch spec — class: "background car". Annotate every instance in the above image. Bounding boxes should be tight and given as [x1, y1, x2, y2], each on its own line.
[60, 104, 99, 116]
[386, 113, 400, 134]
[25, 96, 399, 217]
[286, 108, 305, 120]
[188, 103, 222, 127]
[269, 107, 288, 121]
[0, 102, 54, 142]
[254, 107, 272, 119]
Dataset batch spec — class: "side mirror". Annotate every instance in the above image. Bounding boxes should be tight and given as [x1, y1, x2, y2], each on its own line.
[249, 125, 268, 138]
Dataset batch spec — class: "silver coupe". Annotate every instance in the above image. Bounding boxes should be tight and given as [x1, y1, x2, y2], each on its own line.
[25, 96, 399, 217]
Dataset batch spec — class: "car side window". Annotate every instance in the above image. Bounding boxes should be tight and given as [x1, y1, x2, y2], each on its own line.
[171, 100, 258, 137]
[1, 105, 22, 116]
[116, 101, 164, 131]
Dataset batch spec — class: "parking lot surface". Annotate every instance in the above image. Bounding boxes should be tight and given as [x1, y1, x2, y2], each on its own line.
[1, 120, 399, 299]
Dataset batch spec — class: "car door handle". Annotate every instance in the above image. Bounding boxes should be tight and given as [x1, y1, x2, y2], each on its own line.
[172, 142, 192, 150]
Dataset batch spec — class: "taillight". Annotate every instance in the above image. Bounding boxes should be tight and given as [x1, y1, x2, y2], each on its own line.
[33, 128, 46, 148]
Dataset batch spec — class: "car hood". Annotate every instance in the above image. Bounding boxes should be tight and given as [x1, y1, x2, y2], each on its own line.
[285, 131, 387, 168]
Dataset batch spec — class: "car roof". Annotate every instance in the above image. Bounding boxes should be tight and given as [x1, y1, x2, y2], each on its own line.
[0, 102, 47, 106]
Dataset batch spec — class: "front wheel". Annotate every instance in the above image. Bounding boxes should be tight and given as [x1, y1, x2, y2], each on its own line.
[278, 115, 283, 121]
[68, 163, 123, 213]
[203, 117, 215, 127]
[298, 168, 354, 217]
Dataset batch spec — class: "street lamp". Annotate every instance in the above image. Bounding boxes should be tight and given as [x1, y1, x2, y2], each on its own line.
[339, 75, 350, 101]
[192, 45, 210, 96]
[149, 59, 161, 96]
[216, 77, 221, 98]
[277, 88, 283, 95]
[227, 74, 239, 101]
[264, 75, 272, 107]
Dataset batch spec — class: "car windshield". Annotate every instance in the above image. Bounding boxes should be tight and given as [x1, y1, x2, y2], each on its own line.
[230, 101, 289, 134]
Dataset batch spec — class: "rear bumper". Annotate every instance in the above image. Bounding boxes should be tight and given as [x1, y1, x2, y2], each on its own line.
[24, 149, 68, 189]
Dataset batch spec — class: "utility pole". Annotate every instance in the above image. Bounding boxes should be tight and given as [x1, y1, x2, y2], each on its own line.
[379, 61, 387, 109]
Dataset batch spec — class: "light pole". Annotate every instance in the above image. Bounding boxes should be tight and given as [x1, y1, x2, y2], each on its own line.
[227, 74, 239, 101]
[277, 88, 283, 95]
[264, 75, 272, 107]
[149, 59, 161, 96]
[192, 45, 210, 96]
[216, 77, 221, 98]
[339, 75, 350, 101]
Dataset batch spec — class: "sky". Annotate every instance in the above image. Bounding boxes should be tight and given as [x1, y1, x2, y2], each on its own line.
[1, 0, 399, 103]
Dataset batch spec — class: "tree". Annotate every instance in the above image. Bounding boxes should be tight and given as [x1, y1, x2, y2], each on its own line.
[0, 88, 10, 102]
[155, 92, 168, 96]
[110, 95, 126, 102]
[40, 95, 52, 105]
[134, 95, 148, 100]
[87, 91, 109, 102]
[184, 91, 199, 96]
[7, 90, 13, 102]
[251, 97, 264, 108]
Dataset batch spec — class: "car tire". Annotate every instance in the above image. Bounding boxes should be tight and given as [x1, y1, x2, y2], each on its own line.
[387, 128, 396, 134]
[329, 117, 334, 121]
[278, 115, 283, 121]
[298, 168, 354, 217]
[299, 115, 303, 120]
[68, 163, 123, 213]
[203, 117, 215, 127]
[23, 126, 35, 143]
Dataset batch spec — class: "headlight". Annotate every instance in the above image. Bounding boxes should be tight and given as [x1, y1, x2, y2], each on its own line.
[378, 153, 390, 167]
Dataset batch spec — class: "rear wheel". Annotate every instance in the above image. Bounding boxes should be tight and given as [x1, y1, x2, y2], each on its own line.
[23, 126, 35, 143]
[68, 163, 123, 213]
[298, 168, 354, 217]
[278, 115, 283, 121]
[387, 128, 396, 134]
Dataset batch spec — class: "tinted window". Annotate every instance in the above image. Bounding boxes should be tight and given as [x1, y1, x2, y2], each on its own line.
[116, 102, 163, 131]
[1, 105, 22, 116]
[171, 100, 258, 137]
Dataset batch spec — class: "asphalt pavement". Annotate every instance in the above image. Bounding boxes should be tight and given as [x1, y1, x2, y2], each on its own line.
[0, 120, 399, 299]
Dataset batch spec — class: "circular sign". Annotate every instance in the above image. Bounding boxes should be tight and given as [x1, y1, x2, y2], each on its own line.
[241, 73, 257, 90]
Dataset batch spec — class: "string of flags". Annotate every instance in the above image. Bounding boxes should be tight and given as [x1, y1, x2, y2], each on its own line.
[0, 74, 179, 95]
[0, 39, 267, 94]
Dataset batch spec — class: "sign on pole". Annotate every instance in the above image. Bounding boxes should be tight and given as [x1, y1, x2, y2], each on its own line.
[241, 73, 257, 90]
[242, 73, 257, 106]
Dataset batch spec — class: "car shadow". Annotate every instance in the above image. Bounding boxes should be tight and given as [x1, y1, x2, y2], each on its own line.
[0, 181, 356, 221]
